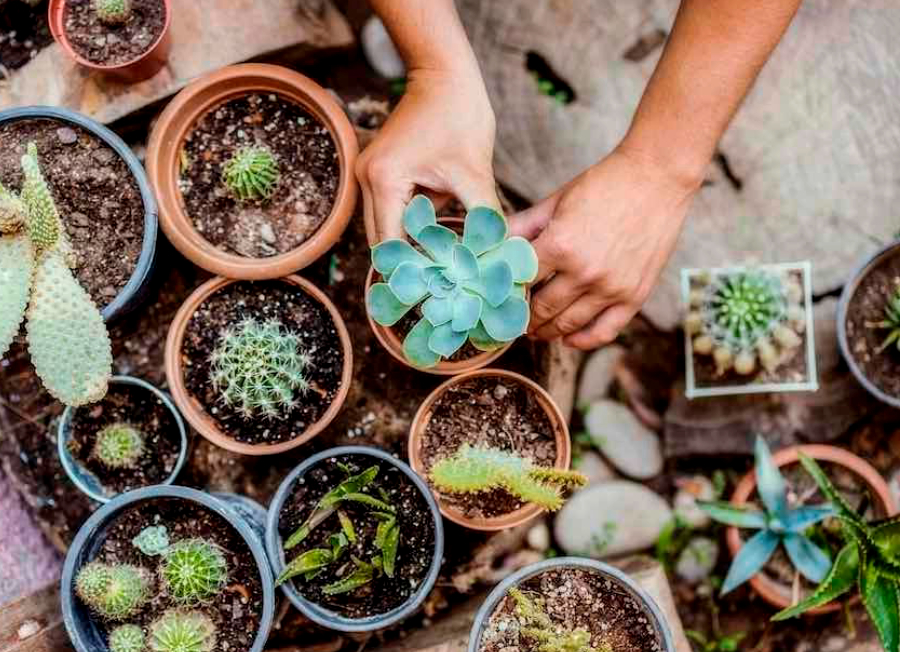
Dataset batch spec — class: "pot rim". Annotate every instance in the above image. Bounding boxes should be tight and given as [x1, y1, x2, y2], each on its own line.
[408, 368, 571, 531]
[264, 445, 445, 632]
[164, 274, 353, 455]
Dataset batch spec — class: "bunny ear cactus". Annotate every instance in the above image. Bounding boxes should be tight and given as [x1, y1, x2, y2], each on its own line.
[507, 588, 609, 652]
[367, 195, 538, 368]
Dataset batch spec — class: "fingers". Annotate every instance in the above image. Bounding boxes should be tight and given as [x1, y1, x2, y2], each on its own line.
[564, 303, 636, 350]
[527, 274, 583, 335]
[356, 155, 410, 244]
[508, 194, 559, 240]
[533, 294, 611, 341]
[452, 169, 502, 212]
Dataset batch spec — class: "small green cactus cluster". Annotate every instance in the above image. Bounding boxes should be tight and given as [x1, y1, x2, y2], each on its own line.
[866, 284, 900, 354]
[149, 610, 216, 652]
[75, 562, 150, 620]
[210, 318, 311, 419]
[221, 146, 280, 202]
[92, 0, 132, 25]
[133, 525, 171, 557]
[160, 539, 228, 603]
[109, 624, 144, 652]
[93, 423, 145, 469]
[685, 270, 805, 376]
[0, 142, 112, 406]
[430, 444, 586, 511]
[507, 588, 610, 652]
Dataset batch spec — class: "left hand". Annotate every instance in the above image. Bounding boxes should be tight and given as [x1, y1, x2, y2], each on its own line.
[509, 146, 702, 350]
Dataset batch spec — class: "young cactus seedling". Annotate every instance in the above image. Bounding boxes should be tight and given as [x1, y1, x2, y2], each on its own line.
[866, 284, 900, 354]
[109, 624, 144, 652]
[222, 145, 280, 202]
[160, 539, 228, 603]
[366, 194, 538, 368]
[93, 422, 144, 468]
[92, 0, 132, 25]
[133, 525, 170, 556]
[75, 562, 150, 620]
[508, 588, 609, 652]
[149, 610, 216, 652]
[430, 444, 586, 512]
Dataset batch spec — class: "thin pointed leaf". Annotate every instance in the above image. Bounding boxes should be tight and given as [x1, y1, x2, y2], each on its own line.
[696, 501, 767, 529]
[463, 206, 507, 255]
[276, 548, 332, 585]
[874, 518, 900, 560]
[381, 523, 399, 578]
[721, 530, 780, 595]
[422, 296, 453, 326]
[337, 510, 356, 543]
[428, 323, 467, 357]
[799, 453, 864, 525]
[375, 514, 396, 549]
[772, 543, 859, 620]
[372, 239, 430, 277]
[367, 283, 412, 326]
[321, 466, 379, 507]
[340, 492, 394, 512]
[784, 504, 837, 533]
[403, 318, 441, 368]
[388, 261, 428, 305]
[477, 236, 538, 283]
[783, 533, 832, 584]
[450, 244, 479, 281]
[860, 560, 900, 652]
[481, 295, 529, 341]
[322, 558, 375, 595]
[403, 195, 436, 239]
[415, 225, 457, 264]
[755, 435, 787, 518]
[452, 291, 482, 332]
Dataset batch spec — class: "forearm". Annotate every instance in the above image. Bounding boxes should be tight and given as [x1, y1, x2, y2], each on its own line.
[620, 0, 802, 188]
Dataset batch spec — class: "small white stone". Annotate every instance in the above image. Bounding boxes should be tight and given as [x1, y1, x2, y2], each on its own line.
[17, 620, 41, 640]
[361, 17, 406, 79]
[675, 537, 719, 583]
[673, 475, 716, 528]
[573, 450, 617, 486]
[576, 345, 625, 408]
[584, 400, 662, 479]
[526, 521, 550, 551]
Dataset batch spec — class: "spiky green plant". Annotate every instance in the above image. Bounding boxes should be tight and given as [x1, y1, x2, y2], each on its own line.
[0, 142, 111, 406]
[366, 194, 538, 368]
[507, 587, 609, 652]
[92, 0, 132, 25]
[209, 318, 310, 419]
[109, 624, 144, 652]
[221, 146, 280, 202]
[867, 285, 900, 354]
[93, 423, 144, 468]
[160, 540, 228, 604]
[149, 610, 216, 652]
[430, 444, 586, 511]
[697, 436, 835, 595]
[74, 562, 150, 620]
[133, 525, 170, 556]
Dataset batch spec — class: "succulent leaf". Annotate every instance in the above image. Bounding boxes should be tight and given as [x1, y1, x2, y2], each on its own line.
[322, 557, 374, 595]
[755, 435, 787, 518]
[451, 291, 482, 332]
[367, 282, 413, 326]
[772, 543, 859, 620]
[402, 194, 437, 239]
[462, 206, 507, 255]
[481, 295, 530, 341]
[415, 224, 457, 263]
[0, 234, 33, 358]
[798, 453, 864, 525]
[0, 182, 26, 233]
[721, 529, 780, 595]
[428, 322, 467, 357]
[403, 318, 440, 368]
[276, 548, 332, 585]
[860, 561, 900, 652]
[696, 501, 767, 529]
[422, 296, 453, 326]
[478, 236, 539, 283]
[372, 239, 431, 277]
[784, 504, 836, 532]
[20, 143, 61, 252]
[337, 510, 356, 543]
[509, 588, 599, 652]
[874, 519, 900, 559]
[783, 532, 832, 583]
[149, 610, 216, 652]
[133, 525, 171, 556]
[388, 261, 429, 305]
[464, 260, 514, 308]
[450, 243, 479, 281]
[467, 321, 506, 352]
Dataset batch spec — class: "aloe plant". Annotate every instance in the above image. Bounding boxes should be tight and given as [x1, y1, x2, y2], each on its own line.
[772, 454, 900, 652]
[366, 194, 538, 368]
[867, 285, 900, 354]
[697, 436, 835, 595]
[507, 587, 610, 652]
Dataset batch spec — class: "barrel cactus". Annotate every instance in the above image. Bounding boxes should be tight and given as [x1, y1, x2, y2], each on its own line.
[92, 0, 132, 25]
[222, 145, 280, 202]
[160, 539, 228, 603]
[149, 610, 216, 652]
[75, 562, 150, 620]
[0, 143, 111, 406]
[366, 195, 538, 368]
[109, 624, 145, 652]
[93, 423, 145, 468]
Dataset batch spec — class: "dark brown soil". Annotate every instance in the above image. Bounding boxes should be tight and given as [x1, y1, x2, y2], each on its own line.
[181, 279, 344, 445]
[67, 382, 181, 496]
[0, 118, 144, 309]
[0, 0, 53, 71]
[481, 567, 663, 652]
[81, 497, 264, 652]
[63, 0, 165, 66]
[419, 377, 556, 519]
[277, 453, 435, 620]
[179, 93, 339, 259]
[846, 254, 900, 398]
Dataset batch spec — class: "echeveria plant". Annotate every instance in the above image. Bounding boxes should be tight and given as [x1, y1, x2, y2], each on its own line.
[698, 436, 835, 595]
[366, 195, 538, 368]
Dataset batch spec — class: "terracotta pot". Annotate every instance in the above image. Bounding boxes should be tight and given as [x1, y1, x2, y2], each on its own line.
[48, 0, 172, 83]
[147, 64, 359, 280]
[726, 444, 896, 614]
[164, 275, 353, 456]
[408, 368, 571, 531]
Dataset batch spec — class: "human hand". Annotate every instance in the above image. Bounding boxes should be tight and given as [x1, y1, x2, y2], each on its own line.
[509, 147, 702, 349]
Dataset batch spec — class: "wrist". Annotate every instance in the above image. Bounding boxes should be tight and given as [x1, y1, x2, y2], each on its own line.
[615, 132, 709, 195]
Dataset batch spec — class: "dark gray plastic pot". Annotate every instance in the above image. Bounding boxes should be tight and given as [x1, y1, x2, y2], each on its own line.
[0, 106, 158, 322]
[837, 240, 900, 409]
[57, 375, 189, 503]
[265, 445, 444, 632]
[61, 485, 275, 652]
[467, 557, 675, 652]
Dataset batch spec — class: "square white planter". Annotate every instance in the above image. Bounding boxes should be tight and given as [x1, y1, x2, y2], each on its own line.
[681, 262, 818, 398]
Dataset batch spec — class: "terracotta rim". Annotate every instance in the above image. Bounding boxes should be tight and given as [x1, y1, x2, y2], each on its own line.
[146, 63, 359, 280]
[726, 444, 896, 614]
[164, 275, 353, 455]
[408, 368, 571, 531]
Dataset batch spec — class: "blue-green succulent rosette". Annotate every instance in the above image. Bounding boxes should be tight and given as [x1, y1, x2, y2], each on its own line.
[366, 195, 538, 369]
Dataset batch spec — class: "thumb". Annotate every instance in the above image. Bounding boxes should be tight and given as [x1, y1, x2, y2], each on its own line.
[508, 192, 561, 240]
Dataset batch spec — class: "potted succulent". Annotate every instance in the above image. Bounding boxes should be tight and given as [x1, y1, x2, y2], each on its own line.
[468, 557, 675, 652]
[61, 485, 276, 652]
[48, 0, 172, 82]
[146, 63, 359, 280]
[265, 446, 444, 632]
[164, 275, 353, 455]
[681, 263, 817, 398]
[57, 375, 189, 503]
[408, 369, 577, 531]
[365, 194, 538, 374]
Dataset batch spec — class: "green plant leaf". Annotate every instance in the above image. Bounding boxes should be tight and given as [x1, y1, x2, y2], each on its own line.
[372, 239, 430, 277]
[721, 530, 779, 595]
[416, 224, 458, 264]
[784, 505, 836, 533]
[450, 243, 479, 281]
[481, 295, 529, 341]
[367, 283, 412, 326]
[754, 435, 787, 518]
[322, 557, 374, 595]
[403, 194, 436, 239]
[696, 501, 767, 529]
[451, 290, 482, 332]
[798, 453, 864, 525]
[772, 543, 859, 620]
[427, 269, 457, 298]
[340, 492, 394, 512]
[873, 517, 900, 560]
[422, 296, 453, 326]
[0, 234, 33, 359]
[468, 321, 507, 352]
[463, 206, 507, 255]
[337, 510, 356, 543]
[783, 533, 832, 584]
[428, 322, 468, 357]
[860, 559, 900, 652]
[388, 261, 428, 305]
[463, 260, 514, 308]
[276, 548, 332, 585]
[477, 236, 538, 283]
[322, 466, 380, 507]
[403, 318, 441, 368]
[381, 522, 399, 578]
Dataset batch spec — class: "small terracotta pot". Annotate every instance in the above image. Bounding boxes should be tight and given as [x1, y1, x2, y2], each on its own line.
[147, 63, 359, 280]
[164, 275, 353, 456]
[408, 368, 571, 531]
[48, 0, 172, 83]
[726, 444, 896, 614]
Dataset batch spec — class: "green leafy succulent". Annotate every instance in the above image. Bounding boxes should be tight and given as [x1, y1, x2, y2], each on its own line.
[74, 562, 150, 620]
[149, 610, 216, 652]
[221, 145, 280, 202]
[133, 525, 170, 557]
[109, 624, 144, 652]
[160, 539, 228, 604]
[93, 423, 144, 468]
[869, 285, 900, 354]
[92, 0, 132, 25]
[366, 194, 538, 368]
[507, 587, 609, 652]
[698, 436, 835, 595]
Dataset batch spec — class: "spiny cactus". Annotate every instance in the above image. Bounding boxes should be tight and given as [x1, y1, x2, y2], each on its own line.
[685, 270, 805, 376]
[161, 539, 228, 603]
[866, 284, 900, 354]
[92, 0, 132, 25]
[0, 182, 26, 233]
[133, 525, 170, 557]
[109, 624, 144, 652]
[209, 318, 310, 419]
[149, 610, 216, 652]
[222, 145, 280, 202]
[74, 562, 150, 620]
[430, 444, 586, 511]
[0, 143, 111, 406]
[93, 422, 144, 468]
[367, 194, 538, 368]
[508, 588, 609, 652]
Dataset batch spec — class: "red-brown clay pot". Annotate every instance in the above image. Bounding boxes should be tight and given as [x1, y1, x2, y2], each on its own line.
[147, 64, 359, 280]
[48, 0, 172, 83]
[726, 444, 896, 614]
[164, 275, 353, 456]
[408, 369, 571, 531]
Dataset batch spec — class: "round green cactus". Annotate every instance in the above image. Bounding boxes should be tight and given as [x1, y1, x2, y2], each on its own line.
[74, 562, 150, 620]
[160, 539, 228, 603]
[221, 145, 280, 202]
[92, 0, 132, 25]
[109, 624, 144, 652]
[209, 318, 310, 419]
[149, 610, 216, 652]
[93, 423, 144, 468]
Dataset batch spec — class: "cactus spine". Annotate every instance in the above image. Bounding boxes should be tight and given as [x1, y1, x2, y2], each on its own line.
[160, 539, 228, 603]
[221, 146, 280, 202]
[149, 610, 216, 652]
[74, 562, 150, 620]
[109, 624, 145, 652]
[93, 423, 145, 468]
[92, 0, 132, 25]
